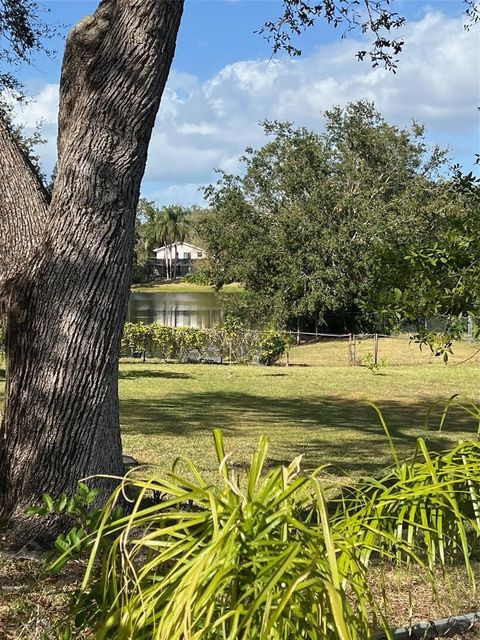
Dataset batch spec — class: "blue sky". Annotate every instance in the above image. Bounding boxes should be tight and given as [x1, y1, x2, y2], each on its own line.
[11, 0, 480, 206]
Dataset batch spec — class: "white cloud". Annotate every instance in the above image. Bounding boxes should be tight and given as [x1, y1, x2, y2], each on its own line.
[12, 10, 479, 204]
[142, 9, 478, 197]
[8, 83, 59, 177]
[14, 83, 59, 127]
[144, 182, 207, 207]
[178, 122, 218, 135]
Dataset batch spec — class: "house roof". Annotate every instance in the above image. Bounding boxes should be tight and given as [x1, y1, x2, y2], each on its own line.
[153, 242, 205, 253]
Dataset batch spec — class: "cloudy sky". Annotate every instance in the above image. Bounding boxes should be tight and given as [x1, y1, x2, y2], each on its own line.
[10, 0, 480, 207]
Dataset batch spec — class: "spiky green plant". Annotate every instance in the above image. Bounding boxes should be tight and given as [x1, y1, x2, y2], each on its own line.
[44, 406, 480, 639]
[335, 406, 480, 583]
[52, 431, 388, 640]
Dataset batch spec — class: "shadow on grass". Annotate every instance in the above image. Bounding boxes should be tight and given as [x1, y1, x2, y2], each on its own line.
[119, 369, 193, 380]
[120, 391, 478, 477]
[263, 373, 288, 377]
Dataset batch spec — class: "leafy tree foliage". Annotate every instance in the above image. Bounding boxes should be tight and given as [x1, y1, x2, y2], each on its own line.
[198, 101, 475, 333]
[377, 165, 480, 353]
[0, 102, 47, 187]
[0, 0, 55, 100]
[260, 0, 406, 71]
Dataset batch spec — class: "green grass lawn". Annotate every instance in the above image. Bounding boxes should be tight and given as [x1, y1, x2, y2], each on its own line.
[0, 339, 478, 483]
[131, 281, 242, 293]
[119, 338, 480, 483]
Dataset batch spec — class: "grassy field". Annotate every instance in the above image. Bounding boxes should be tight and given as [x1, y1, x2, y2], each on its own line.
[0, 338, 478, 483]
[1, 339, 480, 638]
[118, 337, 480, 484]
[131, 281, 242, 293]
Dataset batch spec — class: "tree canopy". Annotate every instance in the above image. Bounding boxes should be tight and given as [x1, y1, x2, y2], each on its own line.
[197, 101, 478, 334]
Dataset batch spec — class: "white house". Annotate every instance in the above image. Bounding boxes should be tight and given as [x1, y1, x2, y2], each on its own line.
[153, 242, 205, 261]
[149, 242, 206, 279]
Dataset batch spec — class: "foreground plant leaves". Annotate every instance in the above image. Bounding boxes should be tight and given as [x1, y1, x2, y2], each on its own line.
[47, 417, 480, 639]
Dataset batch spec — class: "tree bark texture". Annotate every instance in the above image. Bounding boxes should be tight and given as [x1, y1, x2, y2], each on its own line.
[0, 121, 49, 294]
[0, 0, 184, 540]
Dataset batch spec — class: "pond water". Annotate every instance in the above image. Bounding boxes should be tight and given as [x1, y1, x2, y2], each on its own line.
[127, 291, 224, 328]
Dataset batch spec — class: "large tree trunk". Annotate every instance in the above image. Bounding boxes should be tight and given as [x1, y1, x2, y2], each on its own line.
[0, 0, 184, 542]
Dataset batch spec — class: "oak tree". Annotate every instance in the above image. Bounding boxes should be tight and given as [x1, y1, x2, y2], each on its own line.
[0, 0, 184, 541]
[198, 103, 470, 333]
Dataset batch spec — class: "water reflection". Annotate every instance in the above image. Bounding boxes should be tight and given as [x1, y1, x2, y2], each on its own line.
[128, 292, 224, 328]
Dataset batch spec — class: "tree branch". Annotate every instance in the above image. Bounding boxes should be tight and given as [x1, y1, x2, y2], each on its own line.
[0, 116, 49, 298]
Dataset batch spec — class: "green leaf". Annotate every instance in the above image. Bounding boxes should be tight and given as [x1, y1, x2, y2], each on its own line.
[42, 493, 54, 511]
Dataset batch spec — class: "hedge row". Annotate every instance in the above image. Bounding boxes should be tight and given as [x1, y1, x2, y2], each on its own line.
[121, 323, 291, 365]
[0, 322, 291, 366]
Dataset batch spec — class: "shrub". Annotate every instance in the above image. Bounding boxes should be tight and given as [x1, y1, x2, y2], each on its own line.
[121, 322, 291, 365]
[259, 329, 292, 365]
[131, 262, 150, 284]
[49, 433, 384, 640]
[334, 407, 480, 581]
[361, 352, 388, 374]
[121, 322, 149, 355]
[37, 414, 480, 638]
[173, 326, 208, 362]
[183, 270, 212, 285]
[149, 324, 176, 361]
[222, 317, 260, 363]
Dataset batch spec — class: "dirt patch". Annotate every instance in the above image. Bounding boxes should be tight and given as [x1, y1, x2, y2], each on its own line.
[0, 553, 89, 639]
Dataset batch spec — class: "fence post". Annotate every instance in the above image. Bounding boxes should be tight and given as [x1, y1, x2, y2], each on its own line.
[348, 333, 357, 364]
[296, 318, 300, 346]
[373, 333, 379, 365]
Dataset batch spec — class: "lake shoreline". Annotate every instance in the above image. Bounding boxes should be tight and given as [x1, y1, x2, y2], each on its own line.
[131, 281, 242, 294]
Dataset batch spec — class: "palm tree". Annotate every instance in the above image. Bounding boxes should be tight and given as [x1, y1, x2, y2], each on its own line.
[156, 205, 188, 279]
[136, 201, 189, 279]
[140, 200, 160, 255]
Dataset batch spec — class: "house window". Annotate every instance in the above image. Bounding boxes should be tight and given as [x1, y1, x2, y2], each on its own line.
[183, 252, 191, 259]
[197, 252, 203, 258]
